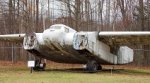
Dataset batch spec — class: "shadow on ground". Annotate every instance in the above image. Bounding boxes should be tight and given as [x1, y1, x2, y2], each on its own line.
[42, 68, 150, 75]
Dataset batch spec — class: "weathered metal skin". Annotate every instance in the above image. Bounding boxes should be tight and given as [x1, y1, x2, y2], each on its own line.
[23, 24, 133, 65]
[23, 24, 89, 64]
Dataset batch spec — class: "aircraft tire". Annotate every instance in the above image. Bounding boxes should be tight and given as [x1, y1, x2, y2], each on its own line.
[86, 60, 98, 73]
[33, 59, 46, 71]
[97, 65, 102, 70]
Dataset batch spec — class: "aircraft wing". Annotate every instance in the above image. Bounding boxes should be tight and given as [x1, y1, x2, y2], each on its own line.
[99, 31, 150, 45]
[0, 34, 25, 42]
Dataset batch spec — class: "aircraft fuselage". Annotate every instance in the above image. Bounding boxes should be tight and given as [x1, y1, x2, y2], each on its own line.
[23, 24, 133, 65]
[24, 24, 90, 64]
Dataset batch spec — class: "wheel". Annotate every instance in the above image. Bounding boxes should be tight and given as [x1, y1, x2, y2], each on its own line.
[33, 59, 40, 71]
[33, 59, 46, 71]
[40, 63, 46, 71]
[97, 65, 102, 70]
[86, 60, 98, 73]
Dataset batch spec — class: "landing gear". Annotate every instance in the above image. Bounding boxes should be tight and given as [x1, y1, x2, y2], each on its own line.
[86, 60, 102, 72]
[97, 65, 102, 70]
[33, 59, 46, 71]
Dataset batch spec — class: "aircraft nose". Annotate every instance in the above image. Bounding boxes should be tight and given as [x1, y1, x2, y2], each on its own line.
[43, 29, 62, 43]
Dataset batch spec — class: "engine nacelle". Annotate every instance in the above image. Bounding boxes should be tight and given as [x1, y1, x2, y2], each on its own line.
[117, 46, 134, 64]
[23, 32, 38, 50]
[73, 32, 88, 50]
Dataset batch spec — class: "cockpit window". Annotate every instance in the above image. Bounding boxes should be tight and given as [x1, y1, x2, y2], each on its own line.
[65, 27, 69, 33]
[50, 26, 61, 29]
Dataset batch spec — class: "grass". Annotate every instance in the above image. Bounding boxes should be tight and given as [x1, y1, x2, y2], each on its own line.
[0, 65, 150, 83]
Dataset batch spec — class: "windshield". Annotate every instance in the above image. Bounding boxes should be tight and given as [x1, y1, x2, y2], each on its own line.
[50, 26, 61, 29]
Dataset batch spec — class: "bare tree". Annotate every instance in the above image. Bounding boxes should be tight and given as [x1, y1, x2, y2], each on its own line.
[98, 0, 104, 31]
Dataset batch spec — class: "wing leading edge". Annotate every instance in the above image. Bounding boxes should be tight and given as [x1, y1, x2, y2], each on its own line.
[0, 34, 25, 42]
[99, 31, 150, 45]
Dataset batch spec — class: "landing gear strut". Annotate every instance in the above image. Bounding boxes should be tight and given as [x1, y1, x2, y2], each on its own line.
[33, 59, 46, 71]
[86, 60, 102, 72]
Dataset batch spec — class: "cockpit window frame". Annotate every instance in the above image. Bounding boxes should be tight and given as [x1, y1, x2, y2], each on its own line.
[50, 26, 62, 30]
[64, 27, 69, 33]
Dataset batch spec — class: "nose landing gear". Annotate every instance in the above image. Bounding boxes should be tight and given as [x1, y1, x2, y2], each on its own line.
[33, 59, 46, 71]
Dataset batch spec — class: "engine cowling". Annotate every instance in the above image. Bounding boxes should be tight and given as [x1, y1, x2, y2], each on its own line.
[23, 32, 38, 50]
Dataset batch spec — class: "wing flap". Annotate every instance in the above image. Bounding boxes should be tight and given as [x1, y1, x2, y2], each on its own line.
[99, 32, 150, 45]
[0, 34, 25, 42]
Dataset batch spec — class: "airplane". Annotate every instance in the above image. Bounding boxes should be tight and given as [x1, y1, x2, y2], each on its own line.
[0, 24, 150, 72]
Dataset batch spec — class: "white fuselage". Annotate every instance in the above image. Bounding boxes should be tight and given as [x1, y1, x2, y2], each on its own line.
[24, 24, 89, 64]
[23, 24, 133, 65]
